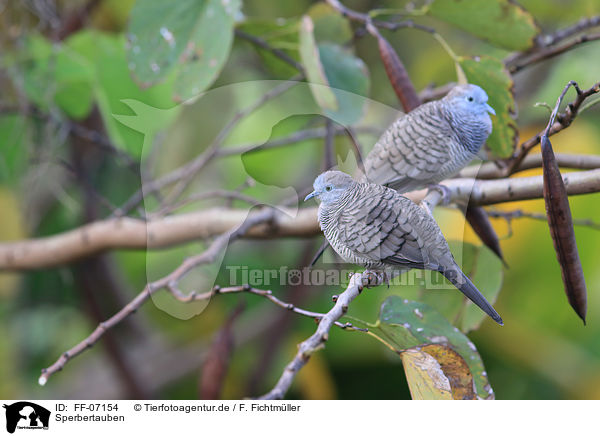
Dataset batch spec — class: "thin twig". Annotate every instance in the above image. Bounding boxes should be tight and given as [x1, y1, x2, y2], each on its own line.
[216, 126, 378, 157]
[325, 0, 435, 33]
[235, 29, 305, 72]
[509, 32, 600, 73]
[114, 76, 304, 217]
[487, 208, 600, 231]
[505, 81, 600, 175]
[160, 77, 305, 210]
[153, 189, 263, 218]
[505, 15, 600, 68]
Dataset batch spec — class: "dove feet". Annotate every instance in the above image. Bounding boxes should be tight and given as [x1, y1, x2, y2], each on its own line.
[427, 184, 452, 205]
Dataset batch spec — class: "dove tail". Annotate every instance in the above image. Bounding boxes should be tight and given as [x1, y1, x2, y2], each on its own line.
[440, 267, 504, 326]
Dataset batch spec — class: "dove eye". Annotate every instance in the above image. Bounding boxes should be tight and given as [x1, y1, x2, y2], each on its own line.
[467, 96, 474, 102]
[325, 186, 332, 192]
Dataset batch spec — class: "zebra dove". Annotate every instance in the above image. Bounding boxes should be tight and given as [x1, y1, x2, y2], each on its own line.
[362, 84, 495, 192]
[305, 170, 503, 325]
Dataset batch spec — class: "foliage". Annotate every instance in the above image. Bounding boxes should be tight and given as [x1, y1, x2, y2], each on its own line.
[1, 0, 599, 401]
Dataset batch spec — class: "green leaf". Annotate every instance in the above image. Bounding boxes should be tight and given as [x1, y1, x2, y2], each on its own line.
[427, 0, 539, 51]
[299, 16, 370, 126]
[299, 16, 338, 111]
[66, 31, 179, 158]
[307, 2, 353, 45]
[236, 18, 300, 77]
[318, 43, 370, 125]
[19, 34, 95, 119]
[349, 296, 495, 399]
[127, 0, 240, 101]
[0, 115, 29, 185]
[459, 55, 517, 158]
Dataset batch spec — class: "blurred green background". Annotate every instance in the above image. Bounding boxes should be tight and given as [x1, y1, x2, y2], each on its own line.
[1, 0, 599, 400]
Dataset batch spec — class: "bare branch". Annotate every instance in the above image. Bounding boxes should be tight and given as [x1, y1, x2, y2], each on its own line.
[216, 125, 379, 157]
[505, 15, 600, 71]
[258, 271, 379, 399]
[324, 0, 435, 33]
[235, 29, 305, 73]
[508, 32, 600, 74]
[505, 81, 600, 175]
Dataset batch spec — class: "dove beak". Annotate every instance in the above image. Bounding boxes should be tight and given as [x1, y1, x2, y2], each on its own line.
[304, 191, 317, 202]
[485, 103, 496, 115]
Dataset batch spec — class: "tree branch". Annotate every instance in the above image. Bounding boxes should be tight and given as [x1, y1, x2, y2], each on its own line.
[0, 206, 319, 270]
[39, 252, 366, 385]
[3, 168, 600, 271]
[505, 15, 600, 72]
[258, 271, 379, 399]
[505, 81, 600, 175]
[508, 32, 600, 74]
[459, 153, 600, 179]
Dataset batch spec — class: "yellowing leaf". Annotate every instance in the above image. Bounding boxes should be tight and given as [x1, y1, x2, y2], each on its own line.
[420, 344, 477, 399]
[401, 349, 454, 400]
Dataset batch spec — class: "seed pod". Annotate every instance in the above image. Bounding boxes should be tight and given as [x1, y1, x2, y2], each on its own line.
[541, 134, 587, 323]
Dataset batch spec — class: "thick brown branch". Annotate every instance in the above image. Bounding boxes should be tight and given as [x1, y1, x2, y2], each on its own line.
[0, 207, 319, 271]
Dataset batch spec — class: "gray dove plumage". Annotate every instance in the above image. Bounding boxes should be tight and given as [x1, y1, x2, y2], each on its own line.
[362, 84, 495, 192]
[305, 170, 503, 325]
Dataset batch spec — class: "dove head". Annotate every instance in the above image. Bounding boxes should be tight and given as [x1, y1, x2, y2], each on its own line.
[305, 171, 355, 204]
[445, 84, 495, 117]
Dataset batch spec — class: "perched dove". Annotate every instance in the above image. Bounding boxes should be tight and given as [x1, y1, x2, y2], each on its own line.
[305, 170, 503, 325]
[362, 84, 495, 192]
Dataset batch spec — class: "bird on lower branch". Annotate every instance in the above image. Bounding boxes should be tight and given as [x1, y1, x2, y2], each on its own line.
[305, 170, 503, 325]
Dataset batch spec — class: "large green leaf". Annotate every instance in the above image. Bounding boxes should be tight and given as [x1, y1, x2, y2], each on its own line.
[459, 56, 517, 158]
[127, 0, 240, 101]
[66, 31, 179, 158]
[348, 296, 495, 399]
[318, 43, 370, 125]
[299, 16, 338, 111]
[427, 0, 539, 51]
[299, 16, 370, 126]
